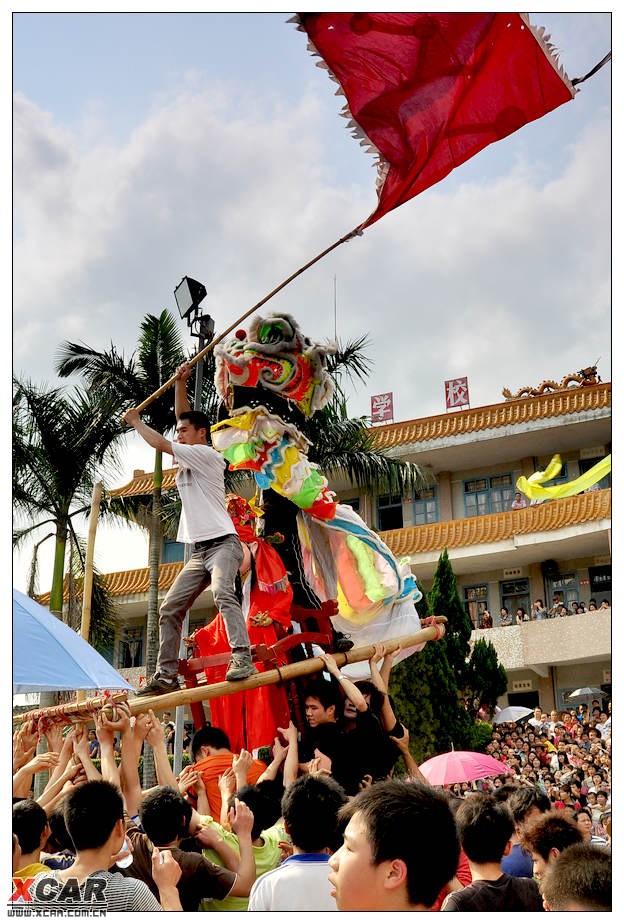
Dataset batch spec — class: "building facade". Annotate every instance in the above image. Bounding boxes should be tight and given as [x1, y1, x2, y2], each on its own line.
[43, 380, 611, 714]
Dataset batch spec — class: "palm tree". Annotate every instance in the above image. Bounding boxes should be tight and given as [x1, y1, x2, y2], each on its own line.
[13, 378, 124, 620]
[13, 375, 120, 764]
[55, 310, 187, 682]
[307, 335, 428, 496]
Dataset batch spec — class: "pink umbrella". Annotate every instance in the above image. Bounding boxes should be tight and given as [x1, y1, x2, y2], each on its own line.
[419, 751, 510, 786]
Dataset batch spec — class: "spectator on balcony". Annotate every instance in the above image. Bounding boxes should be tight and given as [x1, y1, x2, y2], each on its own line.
[577, 601, 587, 613]
[547, 595, 563, 617]
[571, 601, 580, 614]
[531, 599, 548, 620]
[499, 607, 513, 627]
[511, 492, 527, 510]
[515, 607, 530, 624]
[599, 599, 610, 610]
[588, 602, 598, 611]
[480, 610, 493, 629]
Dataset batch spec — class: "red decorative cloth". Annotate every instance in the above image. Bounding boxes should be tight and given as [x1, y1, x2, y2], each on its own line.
[194, 496, 293, 752]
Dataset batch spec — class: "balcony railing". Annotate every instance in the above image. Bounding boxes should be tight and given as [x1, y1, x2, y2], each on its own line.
[380, 489, 611, 557]
[471, 609, 611, 669]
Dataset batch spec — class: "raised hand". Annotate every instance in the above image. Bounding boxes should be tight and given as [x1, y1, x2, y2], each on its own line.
[44, 723, 65, 756]
[229, 798, 254, 839]
[218, 767, 236, 799]
[277, 721, 299, 745]
[232, 749, 253, 776]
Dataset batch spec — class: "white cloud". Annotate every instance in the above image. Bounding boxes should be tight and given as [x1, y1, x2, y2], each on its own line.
[11, 28, 611, 585]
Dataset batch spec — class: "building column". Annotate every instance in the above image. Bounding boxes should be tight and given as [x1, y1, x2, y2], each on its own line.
[437, 471, 453, 520]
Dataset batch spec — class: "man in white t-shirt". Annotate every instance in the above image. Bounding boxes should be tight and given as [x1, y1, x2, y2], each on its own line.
[248, 773, 347, 911]
[123, 363, 256, 695]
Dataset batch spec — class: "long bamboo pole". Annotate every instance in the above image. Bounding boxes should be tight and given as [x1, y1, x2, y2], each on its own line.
[13, 620, 445, 727]
[134, 226, 360, 414]
[76, 480, 103, 704]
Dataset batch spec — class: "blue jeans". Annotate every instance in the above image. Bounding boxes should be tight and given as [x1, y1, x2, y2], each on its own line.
[157, 534, 250, 676]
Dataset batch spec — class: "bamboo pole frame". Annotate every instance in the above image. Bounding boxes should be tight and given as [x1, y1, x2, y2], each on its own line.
[13, 620, 445, 727]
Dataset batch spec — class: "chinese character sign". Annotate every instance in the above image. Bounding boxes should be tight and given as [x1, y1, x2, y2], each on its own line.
[371, 392, 394, 422]
[445, 377, 470, 409]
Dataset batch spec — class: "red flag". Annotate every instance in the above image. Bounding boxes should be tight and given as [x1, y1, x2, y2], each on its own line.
[296, 13, 575, 228]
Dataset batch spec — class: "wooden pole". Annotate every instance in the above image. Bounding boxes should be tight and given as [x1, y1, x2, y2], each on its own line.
[134, 227, 360, 414]
[13, 621, 445, 727]
[76, 480, 103, 704]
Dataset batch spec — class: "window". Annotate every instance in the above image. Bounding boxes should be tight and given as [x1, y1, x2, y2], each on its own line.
[413, 486, 438, 525]
[119, 627, 144, 668]
[377, 493, 403, 531]
[500, 578, 530, 621]
[549, 572, 580, 608]
[589, 565, 611, 595]
[549, 461, 568, 485]
[464, 474, 514, 517]
[162, 538, 185, 563]
[579, 456, 611, 490]
[464, 584, 488, 629]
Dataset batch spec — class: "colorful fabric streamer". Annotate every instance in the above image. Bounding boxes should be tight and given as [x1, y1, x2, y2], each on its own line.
[295, 13, 575, 228]
[517, 454, 611, 500]
[297, 503, 422, 626]
[211, 410, 336, 520]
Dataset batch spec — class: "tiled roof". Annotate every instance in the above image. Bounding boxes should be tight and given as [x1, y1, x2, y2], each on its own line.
[108, 384, 611, 497]
[39, 490, 610, 603]
[380, 488, 611, 557]
[108, 469, 178, 497]
[37, 561, 185, 606]
[370, 383, 611, 450]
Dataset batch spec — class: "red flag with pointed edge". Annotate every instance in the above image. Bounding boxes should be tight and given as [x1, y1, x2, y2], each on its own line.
[296, 13, 576, 228]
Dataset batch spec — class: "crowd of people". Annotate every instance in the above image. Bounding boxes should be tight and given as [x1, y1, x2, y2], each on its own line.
[477, 596, 610, 629]
[11, 368, 611, 910]
[12, 661, 612, 911]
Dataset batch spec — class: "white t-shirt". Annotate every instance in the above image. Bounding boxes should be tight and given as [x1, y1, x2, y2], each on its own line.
[172, 442, 235, 544]
[248, 854, 337, 911]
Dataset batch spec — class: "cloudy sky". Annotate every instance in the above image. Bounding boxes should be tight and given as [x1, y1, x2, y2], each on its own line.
[10, 9, 612, 592]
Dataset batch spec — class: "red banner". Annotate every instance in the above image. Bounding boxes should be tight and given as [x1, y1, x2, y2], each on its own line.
[445, 378, 470, 410]
[371, 392, 394, 422]
[298, 13, 575, 228]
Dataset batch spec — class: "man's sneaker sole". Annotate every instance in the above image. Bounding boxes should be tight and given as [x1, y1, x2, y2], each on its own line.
[135, 679, 181, 696]
[225, 664, 258, 682]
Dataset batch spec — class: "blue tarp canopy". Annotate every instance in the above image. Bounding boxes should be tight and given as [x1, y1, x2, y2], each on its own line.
[12, 588, 134, 693]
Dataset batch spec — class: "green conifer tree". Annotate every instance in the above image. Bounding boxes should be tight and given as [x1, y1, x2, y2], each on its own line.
[464, 637, 508, 718]
[389, 548, 475, 763]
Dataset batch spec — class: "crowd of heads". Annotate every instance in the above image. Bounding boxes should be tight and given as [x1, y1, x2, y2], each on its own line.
[12, 672, 611, 912]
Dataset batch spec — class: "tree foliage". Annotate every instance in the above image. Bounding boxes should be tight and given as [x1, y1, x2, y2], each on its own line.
[464, 638, 508, 717]
[13, 377, 123, 617]
[389, 548, 478, 761]
[427, 548, 473, 688]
